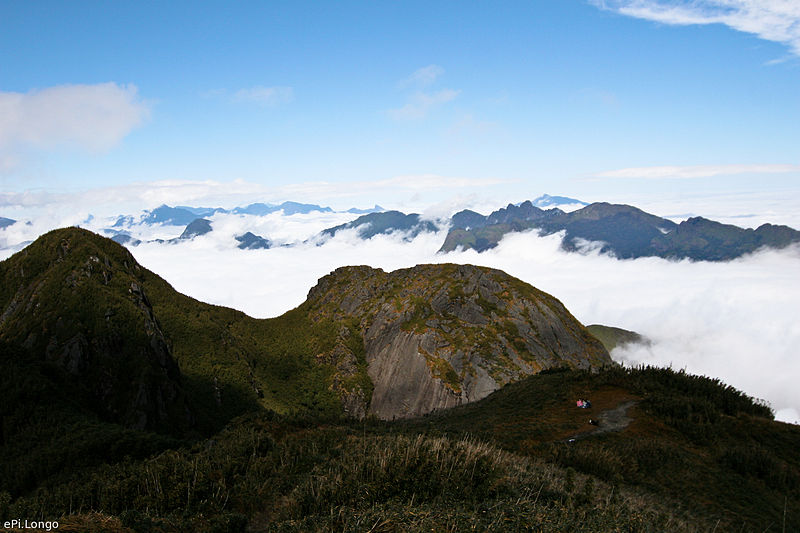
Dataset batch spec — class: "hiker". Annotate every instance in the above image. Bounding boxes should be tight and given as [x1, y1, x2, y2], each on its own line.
[589, 419, 599, 426]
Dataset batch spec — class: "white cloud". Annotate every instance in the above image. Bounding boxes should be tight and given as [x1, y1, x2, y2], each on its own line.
[365, 173, 511, 191]
[593, 163, 800, 179]
[0, 152, 20, 173]
[0, 83, 149, 158]
[418, 195, 514, 221]
[592, 0, 800, 57]
[387, 89, 460, 120]
[0, 175, 513, 222]
[389, 66, 459, 120]
[233, 86, 294, 106]
[399, 64, 445, 88]
[776, 408, 799, 425]
[613, 189, 800, 228]
[0, 179, 270, 219]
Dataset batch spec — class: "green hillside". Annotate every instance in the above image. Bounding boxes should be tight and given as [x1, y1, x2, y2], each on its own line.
[2, 367, 796, 532]
[586, 324, 649, 352]
[0, 228, 797, 531]
[398, 366, 795, 530]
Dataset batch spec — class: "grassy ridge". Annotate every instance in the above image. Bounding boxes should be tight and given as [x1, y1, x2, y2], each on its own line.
[2, 367, 797, 532]
[1, 412, 697, 532]
[0, 228, 361, 435]
[400, 366, 795, 530]
[586, 324, 648, 352]
[138, 271, 348, 432]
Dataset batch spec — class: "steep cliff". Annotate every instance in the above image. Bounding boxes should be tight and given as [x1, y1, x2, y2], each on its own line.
[305, 264, 611, 419]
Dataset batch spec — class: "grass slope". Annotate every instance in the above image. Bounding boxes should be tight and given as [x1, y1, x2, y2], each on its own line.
[2, 367, 796, 532]
[586, 324, 648, 352]
[400, 367, 796, 530]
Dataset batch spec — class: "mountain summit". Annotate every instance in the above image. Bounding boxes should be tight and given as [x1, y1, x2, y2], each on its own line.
[304, 263, 610, 418]
[0, 227, 193, 433]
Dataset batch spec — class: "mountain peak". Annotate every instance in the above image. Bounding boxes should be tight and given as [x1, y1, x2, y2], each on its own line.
[179, 218, 213, 239]
[531, 194, 588, 208]
[306, 262, 611, 418]
[321, 211, 438, 240]
[0, 227, 193, 433]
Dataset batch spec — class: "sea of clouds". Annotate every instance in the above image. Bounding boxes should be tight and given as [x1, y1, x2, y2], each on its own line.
[1, 203, 799, 424]
[110, 210, 800, 425]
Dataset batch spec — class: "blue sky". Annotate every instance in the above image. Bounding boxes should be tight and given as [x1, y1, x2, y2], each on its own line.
[1, 0, 799, 213]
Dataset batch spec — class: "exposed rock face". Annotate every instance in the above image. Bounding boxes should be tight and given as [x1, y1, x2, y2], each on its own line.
[305, 264, 611, 419]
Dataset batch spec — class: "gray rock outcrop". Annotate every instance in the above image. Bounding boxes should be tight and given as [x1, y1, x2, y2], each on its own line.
[305, 263, 612, 419]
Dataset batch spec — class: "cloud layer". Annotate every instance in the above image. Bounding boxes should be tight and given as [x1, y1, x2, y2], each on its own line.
[233, 86, 294, 106]
[0, 175, 514, 221]
[594, 164, 800, 180]
[389, 65, 459, 120]
[106, 211, 800, 424]
[0, 83, 149, 163]
[593, 0, 800, 57]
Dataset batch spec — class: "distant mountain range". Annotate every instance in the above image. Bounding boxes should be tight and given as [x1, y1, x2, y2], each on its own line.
[179, 218, 213, 239]
[438, 201, 800, 260]
[529, 193, 588, 208]
[235, 231, 272, 249]
[6, 193, 799, 262]
[310, 199, 800, 261]
[109, 217, 273, 250]
[105, 196, 575, 231]
[112, 201, 383, 228]
[346, 204, 385, 214]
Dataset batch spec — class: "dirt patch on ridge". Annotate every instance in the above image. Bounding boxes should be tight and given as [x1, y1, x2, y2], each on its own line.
[568, 400, 638, 441]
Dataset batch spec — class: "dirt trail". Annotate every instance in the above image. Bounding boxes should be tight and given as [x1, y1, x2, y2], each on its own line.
[569, 400, 637, 441]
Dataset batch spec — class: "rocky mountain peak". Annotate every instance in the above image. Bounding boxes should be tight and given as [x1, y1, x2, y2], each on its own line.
[306, 263, 611, 419]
